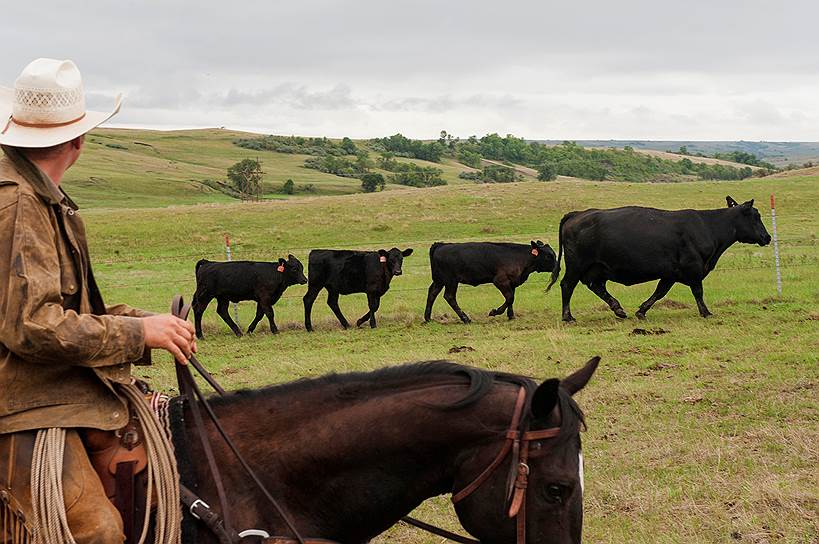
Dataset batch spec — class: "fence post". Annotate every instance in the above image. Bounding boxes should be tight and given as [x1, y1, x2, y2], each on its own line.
[225, 235, 241, 325]
[770, 194, 782, 297]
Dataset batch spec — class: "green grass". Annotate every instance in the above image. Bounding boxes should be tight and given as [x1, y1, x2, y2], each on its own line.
[64, 128, 476, 208]
[77, 163, 819, 543]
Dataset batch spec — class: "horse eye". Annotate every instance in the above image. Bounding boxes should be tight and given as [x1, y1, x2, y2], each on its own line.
[544, 484, 563, 504]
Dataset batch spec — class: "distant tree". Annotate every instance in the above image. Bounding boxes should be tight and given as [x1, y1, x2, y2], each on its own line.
[537, 162, 557, 181]
[678, 146, 690, 156]
[227, 158, 264, 200]
[281, 178, 295, 194]
[341, 137, 358, 155]
[458, 149, 482, 169]
[361, 172, 385, 193]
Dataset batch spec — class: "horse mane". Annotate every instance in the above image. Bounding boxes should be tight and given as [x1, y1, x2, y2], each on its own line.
[207, 360, 586, 440]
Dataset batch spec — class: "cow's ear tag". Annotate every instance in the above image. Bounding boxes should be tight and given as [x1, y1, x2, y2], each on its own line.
[531, 249, 539, 256]
[277, 265, 285, 272]
[379, 256, 387, 263]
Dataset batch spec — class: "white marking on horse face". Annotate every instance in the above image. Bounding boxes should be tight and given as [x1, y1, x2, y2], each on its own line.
[578, 451, 585, 495]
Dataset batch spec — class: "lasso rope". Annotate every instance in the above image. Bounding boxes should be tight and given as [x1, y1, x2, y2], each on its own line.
[31, 428, 75, 544]
[28, 385, 182, 544]
[119, 383, 182, 544]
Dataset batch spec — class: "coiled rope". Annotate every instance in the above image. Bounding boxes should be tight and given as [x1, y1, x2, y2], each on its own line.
[119, 383, 182, 544]
[31, 428, 75, 544]
[29, 384, 182, 544]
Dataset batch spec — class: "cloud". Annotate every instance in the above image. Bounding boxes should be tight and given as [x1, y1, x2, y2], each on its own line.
[2, 0, 818, 140]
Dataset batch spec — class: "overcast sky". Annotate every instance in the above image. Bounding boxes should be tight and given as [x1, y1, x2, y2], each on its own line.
[3, 1, 818, 140]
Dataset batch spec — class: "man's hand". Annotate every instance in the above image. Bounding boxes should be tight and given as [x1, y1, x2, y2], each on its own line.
[142, 314, 197, 364]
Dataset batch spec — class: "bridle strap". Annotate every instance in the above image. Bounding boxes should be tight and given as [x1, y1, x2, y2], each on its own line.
[171, 295, 307, 544]
[451, 387, 528, 504]
[445, 385, 562, 544]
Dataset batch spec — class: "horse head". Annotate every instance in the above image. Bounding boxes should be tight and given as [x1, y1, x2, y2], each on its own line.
[452, 356, 600, 544]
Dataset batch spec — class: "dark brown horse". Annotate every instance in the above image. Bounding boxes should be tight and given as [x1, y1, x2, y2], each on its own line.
[173, 357, 599, 544]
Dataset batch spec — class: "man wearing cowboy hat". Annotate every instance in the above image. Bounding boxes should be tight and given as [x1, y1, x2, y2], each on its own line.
[0, 59, 195, 543]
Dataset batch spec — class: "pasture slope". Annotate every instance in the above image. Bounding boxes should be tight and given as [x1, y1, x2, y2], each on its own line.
[79, 137, 819, 543]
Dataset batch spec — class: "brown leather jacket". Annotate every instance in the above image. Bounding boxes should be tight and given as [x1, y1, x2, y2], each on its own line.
[0, 146, 152, 434]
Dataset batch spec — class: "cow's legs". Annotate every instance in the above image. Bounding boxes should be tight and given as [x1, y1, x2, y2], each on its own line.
[443, 283, 471, 324]
[247, 303, 265, 333]
[191, 291, 213, 339]
[216, 298, 243, 337]
[303, 284, 322, 332]
[261, 299, 278, 333]
[560, 273, 580, 322]
[690, 281, 712, 317]
[489, 281, 516, 320]
[424, 282, 444, 322]
[636, 279, 675, 319]
[587, 280, 627, 319]
[356, 292, 381, 328]
[326, 289, 350, 329]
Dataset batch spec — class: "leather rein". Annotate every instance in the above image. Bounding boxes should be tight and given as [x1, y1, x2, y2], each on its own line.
[169, 295, 561, 544]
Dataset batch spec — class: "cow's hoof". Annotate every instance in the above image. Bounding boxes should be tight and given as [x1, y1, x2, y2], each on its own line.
[635, 311, 647, 320]
[488, 309, 499, 317]
[462, 318, 472, 324]
[234, 332, 243, 338]
[700, 312, 713, 318]
[196, 333, 204, 340]
[613, 308, 627, 319]
[507, 315, 515, 321]
[562, 317, 576, 324]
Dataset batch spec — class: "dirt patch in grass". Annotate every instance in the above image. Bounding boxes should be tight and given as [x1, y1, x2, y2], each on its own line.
[448, 345, 475, 354]
[630, 327, 670, 336]
[656, 299, 690, 309]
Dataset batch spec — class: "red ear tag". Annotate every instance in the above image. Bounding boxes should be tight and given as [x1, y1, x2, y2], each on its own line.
[379, 256, 387, 263]
[277, 265, 285, 272]
[531, 249, 539, 256]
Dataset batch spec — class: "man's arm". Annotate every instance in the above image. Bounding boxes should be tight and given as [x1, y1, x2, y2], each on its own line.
[106, 303, 155, 319]
[0, 193, 147, 367]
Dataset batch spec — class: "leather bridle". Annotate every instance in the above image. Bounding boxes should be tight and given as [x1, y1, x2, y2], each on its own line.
[404, 386, 562, 544]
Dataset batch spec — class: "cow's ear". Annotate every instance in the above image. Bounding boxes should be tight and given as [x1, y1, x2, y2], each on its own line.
[742, 199, 754, 208]
[288, 253, 295, 261]
[378, 249, 388, 257]
[402, 248, 413, 257]
[562, 356, 601, 396]
[531, 241, 538, 249]
[536, 240, 544, 246]
[278, 258, 287, 266]
[726, 196, 739, 208]
[531, 378, 560, 420]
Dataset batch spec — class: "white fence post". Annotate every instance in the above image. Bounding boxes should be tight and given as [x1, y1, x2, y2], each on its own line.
[225, 234, 241, 325]
[770, 194, 782, 297]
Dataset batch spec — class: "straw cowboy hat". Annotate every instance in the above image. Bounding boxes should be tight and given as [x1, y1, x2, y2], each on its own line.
[0, 58, 122, 148]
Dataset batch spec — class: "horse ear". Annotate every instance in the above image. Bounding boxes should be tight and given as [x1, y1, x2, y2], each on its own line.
[562, 356, 601, 396]
[402, 248, 413, 257]
[726, 196, 739, 208]
[531, 378, 560, 419]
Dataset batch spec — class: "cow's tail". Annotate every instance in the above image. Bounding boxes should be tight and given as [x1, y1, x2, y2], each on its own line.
[546, 214, 572, 292]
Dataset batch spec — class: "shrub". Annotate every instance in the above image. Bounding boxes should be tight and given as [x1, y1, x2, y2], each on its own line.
[227, 158, 264, 200]
[361, 173, 386, 193]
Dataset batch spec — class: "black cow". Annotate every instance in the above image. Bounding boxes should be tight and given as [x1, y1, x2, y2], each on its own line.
[547, 196, 772, 322]
[424, 241, 557, 324]
[192, 255, 307, 338]
[303, 248, 413, 331]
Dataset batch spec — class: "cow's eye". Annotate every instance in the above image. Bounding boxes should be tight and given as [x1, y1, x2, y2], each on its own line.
[543, 484, 564, 504]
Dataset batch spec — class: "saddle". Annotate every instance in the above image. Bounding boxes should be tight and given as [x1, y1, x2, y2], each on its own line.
[82, 384, 158, 543]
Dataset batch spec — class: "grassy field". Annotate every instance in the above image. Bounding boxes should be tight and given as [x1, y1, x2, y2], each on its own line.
[64, 128, 477, 208]
[75, 154, 819, 544]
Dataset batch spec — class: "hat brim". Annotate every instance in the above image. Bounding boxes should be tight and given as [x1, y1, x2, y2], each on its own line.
[0, 88, 122, 148]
